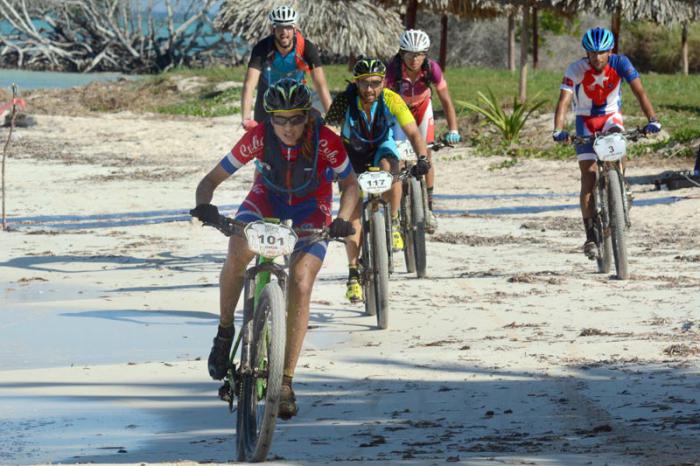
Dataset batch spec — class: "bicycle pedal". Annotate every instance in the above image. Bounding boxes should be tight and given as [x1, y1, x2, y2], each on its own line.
[218, 381, 232, 403]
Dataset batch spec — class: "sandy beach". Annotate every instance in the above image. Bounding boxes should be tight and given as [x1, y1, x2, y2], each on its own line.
[1, 111, 699, 465]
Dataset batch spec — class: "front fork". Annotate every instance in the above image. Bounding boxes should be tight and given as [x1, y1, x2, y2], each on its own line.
[360, 196, 393, 284]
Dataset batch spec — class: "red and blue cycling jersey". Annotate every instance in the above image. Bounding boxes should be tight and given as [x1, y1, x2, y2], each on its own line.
[219, 123, 352, 206]
[560, 54, 639, 116]
[219, 124, 352, 260]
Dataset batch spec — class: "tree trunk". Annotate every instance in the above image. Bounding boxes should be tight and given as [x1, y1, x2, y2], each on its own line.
[405, 0, 418, 29]
[439, 13, 448, 71]
[508, 11, 516, 72]
[532, 7, 539, 69]
[519, 6, 530, 103]
[682, 22, 689, 76]
[611, 6, 621, 54]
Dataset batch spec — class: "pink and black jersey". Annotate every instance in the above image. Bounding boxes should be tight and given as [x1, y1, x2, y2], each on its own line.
[560, 54, 639, 116]
[384, 58, 446, 112]
[219, 124, 352, 206]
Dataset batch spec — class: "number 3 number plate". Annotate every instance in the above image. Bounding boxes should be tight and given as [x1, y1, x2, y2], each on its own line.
[358, 170, 393, 194]
[244, 221, 297, 258]
[593, 133, 627, 162]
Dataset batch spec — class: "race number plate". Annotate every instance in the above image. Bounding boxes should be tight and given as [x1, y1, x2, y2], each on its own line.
[358, 170, 393, 194]
[395, 140, 414, 161]
[244, 221, 297, 258]
[593, 133, 627, 162]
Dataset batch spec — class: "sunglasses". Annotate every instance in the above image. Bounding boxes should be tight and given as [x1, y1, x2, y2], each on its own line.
[270, 113, 308, 127]
[403, 52, 426, 60]
[357, 79, 384, 90]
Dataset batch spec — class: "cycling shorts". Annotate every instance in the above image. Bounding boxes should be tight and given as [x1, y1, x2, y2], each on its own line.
[348, 138, 400, 175]
[392, 98, 435, 150]
[575, 112, 624, 162]
[235, 185, 330, 261]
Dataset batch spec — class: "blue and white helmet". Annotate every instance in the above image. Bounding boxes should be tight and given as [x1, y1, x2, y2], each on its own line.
[582, 27, 615, 52]
[269, 5, 298, 26]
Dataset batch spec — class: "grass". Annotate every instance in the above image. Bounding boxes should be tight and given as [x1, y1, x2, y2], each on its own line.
[144, 64, 700, 160]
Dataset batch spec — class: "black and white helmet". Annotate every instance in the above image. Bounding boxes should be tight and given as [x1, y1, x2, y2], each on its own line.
[399, 29, 430, 53]
[269, 5, 298, 26]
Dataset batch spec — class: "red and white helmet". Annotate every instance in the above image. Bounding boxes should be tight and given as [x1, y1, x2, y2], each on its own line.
[269, 5, 298, 26]
[400, 29, 430, 53]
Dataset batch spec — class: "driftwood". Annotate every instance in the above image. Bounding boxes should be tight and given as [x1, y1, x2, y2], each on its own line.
[0, 0, 240, 73]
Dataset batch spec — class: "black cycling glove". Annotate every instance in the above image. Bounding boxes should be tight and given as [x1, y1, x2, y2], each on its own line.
[190, 203, 220, 225]
[328, 218, 354, 238]
[411, 156, 431, 177]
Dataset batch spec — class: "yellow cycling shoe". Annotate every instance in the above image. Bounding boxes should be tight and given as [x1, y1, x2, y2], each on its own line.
[392, 226, 404, 251]
[345, 277, 363, 303]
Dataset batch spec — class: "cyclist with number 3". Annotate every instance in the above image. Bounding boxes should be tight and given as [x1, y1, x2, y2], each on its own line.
[553, 27, 660, 259]
[191, 79, 359, 420]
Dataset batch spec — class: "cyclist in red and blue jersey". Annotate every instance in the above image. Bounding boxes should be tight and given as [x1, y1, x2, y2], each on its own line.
[240, 5, 332, 130]
[385, 29, 460, 233]
[191, 79, 359, 420]
[553, 27, 661, 259]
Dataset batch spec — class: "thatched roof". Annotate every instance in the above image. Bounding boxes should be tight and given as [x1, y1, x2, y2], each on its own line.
[376, 0, 506, 19]
[594, 0, 700, 23]
[499, 0, 700, 22]
[215, 0, 405, 57]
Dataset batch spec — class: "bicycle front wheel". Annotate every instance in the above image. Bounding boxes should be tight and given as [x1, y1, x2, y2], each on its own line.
[607, 169, 629, 280]
[371, 210, 390, 329]
[236, 282, 286, 462]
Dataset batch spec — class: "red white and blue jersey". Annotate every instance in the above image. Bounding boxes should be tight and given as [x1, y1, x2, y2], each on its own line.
[219, 124, 352, 206]
[560, 54, 639, 117]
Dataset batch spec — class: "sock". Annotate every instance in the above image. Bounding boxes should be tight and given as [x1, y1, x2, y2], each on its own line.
[348, 266, 360, 280]
[583, 218, 595, 242]
[217, 324, 234, 339]
[283, 375, 293, 387]
[391, 215, 399, 226]
[427, 187, 434, 210]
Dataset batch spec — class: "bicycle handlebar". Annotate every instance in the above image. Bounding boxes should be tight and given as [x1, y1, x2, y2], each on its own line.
[568, 128, 648, 145]
[192, 213, 343, 243]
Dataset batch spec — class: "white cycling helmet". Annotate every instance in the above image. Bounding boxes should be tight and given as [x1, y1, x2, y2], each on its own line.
[269, 5, 298, 26]
[400, 29, 430, 53]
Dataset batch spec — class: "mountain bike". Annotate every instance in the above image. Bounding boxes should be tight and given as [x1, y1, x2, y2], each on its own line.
[195, 214, 330, 462]
[357, 167, 393, 329]
[396, 137, 452, 278]
[571, 129, 646, 280]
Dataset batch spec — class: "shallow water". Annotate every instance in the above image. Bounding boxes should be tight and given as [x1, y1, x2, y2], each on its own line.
[0, 69, 126, 91]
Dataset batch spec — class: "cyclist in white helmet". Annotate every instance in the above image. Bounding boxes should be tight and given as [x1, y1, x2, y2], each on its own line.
[240, 5, 332, 130]
[385, 29, 460, 234]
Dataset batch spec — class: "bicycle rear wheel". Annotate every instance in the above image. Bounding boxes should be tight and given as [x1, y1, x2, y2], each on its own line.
[594, 184, 612, 274]
[371, 209, 390, 329]
[401, 183, 417, 274]
[410, 177, 427, 278]
[236, 282, 286, 462]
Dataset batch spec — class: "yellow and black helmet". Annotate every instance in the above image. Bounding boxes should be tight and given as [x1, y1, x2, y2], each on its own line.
[353, 58, 386, 80]
[263, 78, 312, 113]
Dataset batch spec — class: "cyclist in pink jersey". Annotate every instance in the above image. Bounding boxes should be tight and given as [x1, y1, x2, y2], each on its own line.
[385, 29, 460, 233]
[553, 27, 660, 259]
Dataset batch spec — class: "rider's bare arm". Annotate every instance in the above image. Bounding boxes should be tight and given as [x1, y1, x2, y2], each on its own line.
[402, 121, 429, 157]
[310, 67, 333, 113]
[336, 171, 360, 220]
[241, 67, 262, 122]
[553, 89, 573, 131]
[628, 78, 657, 122]
[196, 165, 231, 205]
[435, 85, 459, 132]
